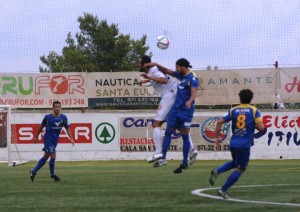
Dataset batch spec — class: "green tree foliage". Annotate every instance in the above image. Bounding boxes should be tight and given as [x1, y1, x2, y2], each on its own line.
[40, 13, 149, 72]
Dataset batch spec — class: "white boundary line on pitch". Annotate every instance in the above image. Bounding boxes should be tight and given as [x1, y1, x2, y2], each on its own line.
[191, 184, 300, 207]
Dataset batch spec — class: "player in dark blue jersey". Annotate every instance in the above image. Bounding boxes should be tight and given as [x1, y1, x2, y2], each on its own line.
[144, 58, 199, 173]
[209, 89, 265, 199]
[30, 101, 74, 182]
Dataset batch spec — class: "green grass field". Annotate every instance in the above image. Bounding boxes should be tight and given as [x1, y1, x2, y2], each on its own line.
[0, 160, 300, 212]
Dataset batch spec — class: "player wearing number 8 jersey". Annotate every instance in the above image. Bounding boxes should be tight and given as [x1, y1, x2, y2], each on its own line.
[209, 89, 265, 199]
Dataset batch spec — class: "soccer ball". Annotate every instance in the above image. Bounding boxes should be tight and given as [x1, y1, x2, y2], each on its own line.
[157, 35, 169, 50]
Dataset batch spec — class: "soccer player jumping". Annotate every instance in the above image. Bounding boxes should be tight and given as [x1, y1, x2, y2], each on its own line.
[30, 101, 74, 182]
[144, 58, 199, 173]
[209, 89, 265, 199]
[138, 56, 198, 167]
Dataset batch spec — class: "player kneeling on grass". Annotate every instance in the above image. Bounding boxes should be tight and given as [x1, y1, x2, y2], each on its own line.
[30, 101, 74, 182]
[209, 89, 265, 199]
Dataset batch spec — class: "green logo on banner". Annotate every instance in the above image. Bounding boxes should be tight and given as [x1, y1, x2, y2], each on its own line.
[95, 122, 115, 144]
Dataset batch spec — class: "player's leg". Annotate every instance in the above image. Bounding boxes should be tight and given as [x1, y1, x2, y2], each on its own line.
[173, 128, 190, 174]
[49, 152, 60, 181]
[147, 120, 164, 163]
[218, 148, 250, 199]
[30, 150, 50, 182]
[188, 134, 198, 165]
[173, 111, 193, 173]
[47, 145, 60, 181]
[209, 148, 236, 186]
[153, 127, 174, 167]
[150, 93, 176, 163]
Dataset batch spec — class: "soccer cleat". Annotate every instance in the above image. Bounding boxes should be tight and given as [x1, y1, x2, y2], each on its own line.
[188, 149, 198, 166]
[147, 153, 163, 163]
[173, 163, 188, 174]
[51, 174, 60, 182]
[30, 170, 36, 182]
[209, 169, 218, 186]
[153, 159, 167, 167]
[218, 189, 230, 199]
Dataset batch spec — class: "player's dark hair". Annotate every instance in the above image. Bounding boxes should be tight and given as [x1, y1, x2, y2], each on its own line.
[139, 55, 151, 65]
[239, 89, 253, 104]
[52, 100, 61, 108]
[176, 58, 192, 68]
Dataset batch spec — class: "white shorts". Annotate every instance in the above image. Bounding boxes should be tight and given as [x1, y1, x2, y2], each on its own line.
[154, 91, 176, 121]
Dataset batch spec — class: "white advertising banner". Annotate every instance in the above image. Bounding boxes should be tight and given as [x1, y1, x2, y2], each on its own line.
[10, 113, 119, 154]
[0, 73, 88, 108]
[278, 68, 300, 103]
[3, 111, 300, 161]
[195, 69, 277, 105]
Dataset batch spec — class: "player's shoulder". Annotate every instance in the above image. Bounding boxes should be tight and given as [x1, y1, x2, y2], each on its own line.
[59, 113, 68, 119]
[190, 70, 198, 77]
[187, 70, 198, 81]
[149, 66, 160, 73]
[44, 113, 53, 118]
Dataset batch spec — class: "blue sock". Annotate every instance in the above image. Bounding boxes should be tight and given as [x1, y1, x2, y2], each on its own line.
[217, 162, 236, 175]
[182, 134, 190, 166]
[162, 128, 173, 159]
[221, 170, 241, 192]
[33, 157, 47, 173]
[49, 158, 56, 176]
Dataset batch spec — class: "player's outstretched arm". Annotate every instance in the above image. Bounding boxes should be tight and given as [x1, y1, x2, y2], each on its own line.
[144, 62, 174, 76]
[140, 73, 168, 84]
[66, 127, 75, 146]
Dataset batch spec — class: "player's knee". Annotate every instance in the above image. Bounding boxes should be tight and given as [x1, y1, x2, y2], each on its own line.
[180, 128, 190, 134]
[236, 167, 246, 174]
[152, 121, 163, 128]
[50, 153, 56, 159]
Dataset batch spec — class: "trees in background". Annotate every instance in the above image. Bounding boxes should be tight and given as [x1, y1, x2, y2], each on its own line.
[40, 13, 149, 72]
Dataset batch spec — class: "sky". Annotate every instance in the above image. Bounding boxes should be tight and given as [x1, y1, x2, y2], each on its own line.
[0, 0, 300, 73]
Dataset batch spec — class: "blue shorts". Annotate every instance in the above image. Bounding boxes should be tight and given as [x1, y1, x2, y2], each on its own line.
[42, 141, 57, 154]
[230, 147, 250, 170]
[166, 107, 194, 129]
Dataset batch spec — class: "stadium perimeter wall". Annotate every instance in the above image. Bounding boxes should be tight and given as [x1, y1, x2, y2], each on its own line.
[1, 110, 299, 161]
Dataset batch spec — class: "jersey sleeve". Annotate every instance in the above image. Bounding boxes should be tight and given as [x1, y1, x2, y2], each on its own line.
[64, 116, 70, 129]
[222, 111, 231, 122]
[190, 76, 199, 88]
[255, 108, 263, 124]
[41, 115, 47, 126]
[151, 67, 167, 78]
[172, 71, 180, 79]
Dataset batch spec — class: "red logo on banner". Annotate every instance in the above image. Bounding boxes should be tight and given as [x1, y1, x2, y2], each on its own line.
[50, 76, 68, 94]
[12, 123, 92, 144]
[35, 75, 85, 95]
[285, 76, 300, 93]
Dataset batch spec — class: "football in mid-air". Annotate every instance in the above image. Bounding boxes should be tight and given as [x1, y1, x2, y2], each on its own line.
[157, 35, 169, 50]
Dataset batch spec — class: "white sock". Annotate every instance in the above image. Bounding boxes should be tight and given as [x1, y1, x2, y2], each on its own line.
[189, 134, 194, 152]
[153, 127, 163, 154]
